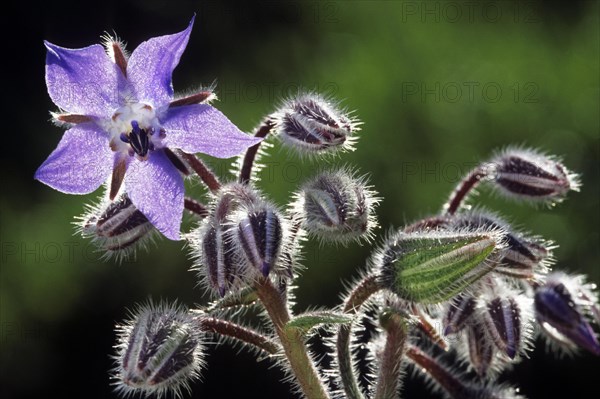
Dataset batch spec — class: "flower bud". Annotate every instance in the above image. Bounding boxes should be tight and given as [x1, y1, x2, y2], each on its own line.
[200, 223, 240, 297]
[534, 273, 600, 355]
[189, 183, 290, 296]
[113, 302, 204, 398]
[296, 169, 379, 244]
[272, 93, 359, 155]
[466, 322, 495, 377]
[487, 148, 580, 205]
[443, 294, 476, 336]
[78, 195, 155, 260]
[234, 206, 284, 277]
[448, 210, 553, 279]
[482, 297, 522, 359]
[378, 229, 505, 304]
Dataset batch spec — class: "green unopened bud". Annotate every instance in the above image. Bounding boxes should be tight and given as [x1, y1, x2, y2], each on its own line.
[379, 230, 505, 304]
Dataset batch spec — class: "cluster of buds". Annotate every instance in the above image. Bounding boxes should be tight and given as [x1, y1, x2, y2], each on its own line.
[352, 147, 597, 397]
[188, 183, 291, 296]
[60, 87, 595, 399]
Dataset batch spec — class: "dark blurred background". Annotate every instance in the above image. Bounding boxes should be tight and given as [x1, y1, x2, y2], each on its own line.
[1, 0, 598, 398]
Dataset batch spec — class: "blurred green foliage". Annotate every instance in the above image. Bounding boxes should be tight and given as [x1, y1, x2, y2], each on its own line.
[1, 1, 598, 398]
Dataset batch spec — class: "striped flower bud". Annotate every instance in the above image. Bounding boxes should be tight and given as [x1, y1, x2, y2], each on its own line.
[487, 148, 580, 205]
[200, 222, 241, 297]
[443, 294, 477, 336]
[272, 93, 360, 155]
[233, 203, 286, 277]
[78, 195, 155, 260]
[448, 210, 553, 279]
[482, 297, 522, 359]
[466, 321, 495, 377]
[378, 229, 505, 304]
[113, 301, 204, 398]
[189, 183, 289, 296]
[295, 169, 379, 244]
[534, 273, 600, 355]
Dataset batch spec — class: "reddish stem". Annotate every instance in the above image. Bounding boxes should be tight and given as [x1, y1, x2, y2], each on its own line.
[177, 150, 221, 192]
[444, 167, 486, 215]
[239, 118, 276, 184]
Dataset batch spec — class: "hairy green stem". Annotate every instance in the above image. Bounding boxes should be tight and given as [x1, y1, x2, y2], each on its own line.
[337, 274, 384, 399]
[374, 311, 407, 399]
[255, 277, 330, 399]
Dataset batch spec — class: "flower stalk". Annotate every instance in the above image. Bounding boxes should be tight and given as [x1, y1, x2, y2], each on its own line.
[374, 310, 407, 399]
[254, 277, 330, 399]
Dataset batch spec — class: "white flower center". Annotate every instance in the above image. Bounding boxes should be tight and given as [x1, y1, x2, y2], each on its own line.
[107, 103, 165, 161]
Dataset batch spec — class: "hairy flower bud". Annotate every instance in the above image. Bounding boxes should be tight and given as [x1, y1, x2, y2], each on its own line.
[189, 183, 290, 296]
[234, 206, 284, 277]
[448, 210, 553, 279]
[487, 148, 580, 205]
[443, 294, 477, 336]
[378, 229, 505, 304]
[482, 297, 522, 359]
[78, 194, 155, 260]
[534, 273, 600, 355]
[295, 169, 379, 244]
[113, 302, 204, 398]
[466, 321, 495, 377]
[272, 93, 360, 155]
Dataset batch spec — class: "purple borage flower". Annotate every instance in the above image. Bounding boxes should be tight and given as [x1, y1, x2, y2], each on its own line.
[35, 16, 261, 240]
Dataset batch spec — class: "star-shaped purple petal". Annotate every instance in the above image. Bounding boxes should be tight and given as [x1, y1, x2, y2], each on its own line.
[125, 150, 184, 240]
[45, 42, 125, 118]
[162, 104, 262, 158]
[35, 124, 112, 194]
[127, 16, 195, 105]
